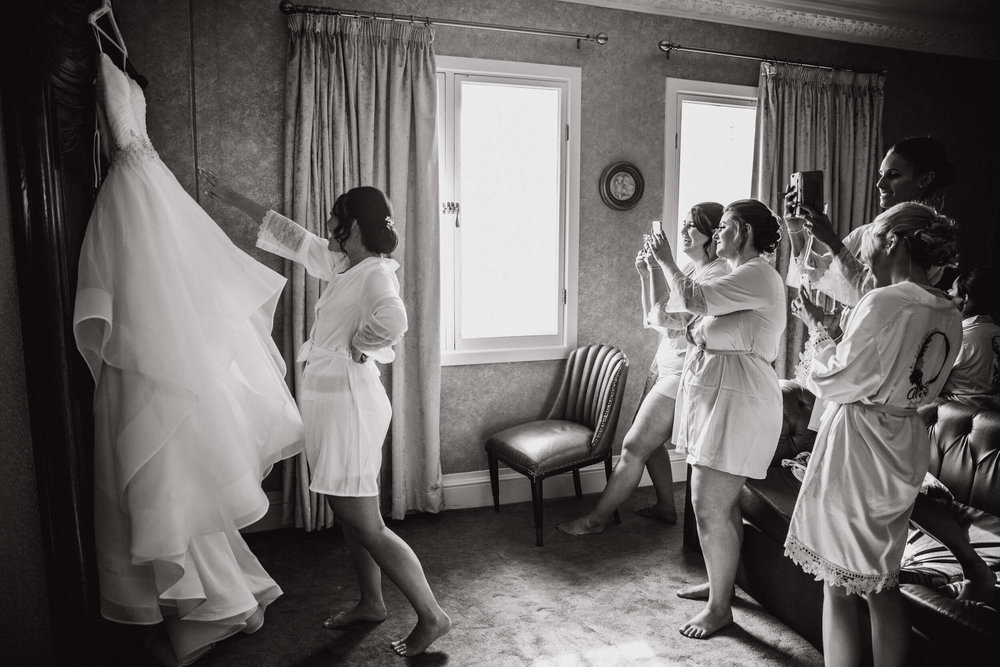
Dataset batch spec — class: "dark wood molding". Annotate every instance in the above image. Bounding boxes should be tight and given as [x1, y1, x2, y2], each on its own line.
[1, 0, 101, 661]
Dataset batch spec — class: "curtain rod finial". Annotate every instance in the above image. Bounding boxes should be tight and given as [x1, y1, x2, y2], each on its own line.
[658, 40, 675, 56]
[595, 32, 609, 45]
[279, 0, 295, 15]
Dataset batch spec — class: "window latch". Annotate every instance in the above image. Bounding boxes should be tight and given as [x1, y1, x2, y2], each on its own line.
[442, 201, 460, 227]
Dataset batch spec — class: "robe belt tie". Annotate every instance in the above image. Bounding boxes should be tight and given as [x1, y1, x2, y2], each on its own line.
[296, 339, 352, 363]
[693, 345, 762, 363]
[853, 402, 918, 417]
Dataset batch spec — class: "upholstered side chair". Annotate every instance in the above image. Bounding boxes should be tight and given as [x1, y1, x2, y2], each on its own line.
[485, 344, 629, 546]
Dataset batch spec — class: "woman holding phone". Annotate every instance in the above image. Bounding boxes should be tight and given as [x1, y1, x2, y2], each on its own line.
[787, 138, 994, 604]
[558, 204, 728, 535]
[785, 136, 955, 306]
[650, 199, 785, 639]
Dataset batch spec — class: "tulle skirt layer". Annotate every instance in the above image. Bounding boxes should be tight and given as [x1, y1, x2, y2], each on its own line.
[74, 153, 304, 663]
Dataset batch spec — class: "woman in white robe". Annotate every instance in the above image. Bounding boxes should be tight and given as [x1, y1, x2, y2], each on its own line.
[201, 173, 450, 657]
[791, 140, 997, 604]
[650, 199, 786, 640]
[557, 203, 729, 536]
[784, 202, 962, 666]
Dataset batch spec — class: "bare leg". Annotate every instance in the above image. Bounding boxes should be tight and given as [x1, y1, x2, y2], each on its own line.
[679, 465, 744, 639]
[867, 587, 909, 667]
[639, 445, 677, 521]
[557, 392, 677, 536]
[676, 500, 737, 601]
[330, 496, 451, 657]
[323, 530, 387, 628]
[822, 584, 863, 667]
[910, 494, 996, 602]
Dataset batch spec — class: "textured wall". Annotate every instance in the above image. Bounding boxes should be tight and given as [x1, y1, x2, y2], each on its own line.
[0, 96, 54, 662]
[111, 0, 999, 476]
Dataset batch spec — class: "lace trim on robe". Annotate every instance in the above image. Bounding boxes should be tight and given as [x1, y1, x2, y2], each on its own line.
[835, 245, 872, 301]
[784, 533, 900, 596]
[669, 270, 707, 315]
[260, 209, 308, 252]
[794, 326, 836, 384]
[111, 131, 158, 166]
[646, 297, 694, 330]
[794, 328, 823, 385]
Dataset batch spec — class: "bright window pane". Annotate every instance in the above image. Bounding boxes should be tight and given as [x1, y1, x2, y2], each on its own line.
[676, 101, 756, 250]
[458, 81, 561, 339]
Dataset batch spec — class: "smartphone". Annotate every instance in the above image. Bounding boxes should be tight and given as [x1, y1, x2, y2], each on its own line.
[791, 170, 824, 213]
[651, 220, 662, 234]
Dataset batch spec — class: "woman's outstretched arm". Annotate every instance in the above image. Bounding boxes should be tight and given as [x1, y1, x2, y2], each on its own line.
[199, 168, 268, 224]
[199, 167, 345, 280]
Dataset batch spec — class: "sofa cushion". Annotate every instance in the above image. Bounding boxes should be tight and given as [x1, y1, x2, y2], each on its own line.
[923, 400, 1000, 517]
[900, 499, 1000, 588]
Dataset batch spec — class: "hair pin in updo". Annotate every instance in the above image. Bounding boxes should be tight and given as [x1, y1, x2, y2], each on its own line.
[385, 215, 395, 230]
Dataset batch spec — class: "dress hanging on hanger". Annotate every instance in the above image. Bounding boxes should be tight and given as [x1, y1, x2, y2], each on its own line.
[76, 4, 304, 664]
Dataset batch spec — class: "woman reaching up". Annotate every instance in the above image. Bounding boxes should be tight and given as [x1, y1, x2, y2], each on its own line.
[201, 170, 450, 657]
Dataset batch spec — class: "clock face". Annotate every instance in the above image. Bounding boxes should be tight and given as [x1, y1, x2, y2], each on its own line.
[610, 172, 635, 200]
[600, 162, 644, 211]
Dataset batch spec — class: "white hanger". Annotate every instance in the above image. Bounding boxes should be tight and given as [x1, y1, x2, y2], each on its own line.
[89, 0, 128, 69]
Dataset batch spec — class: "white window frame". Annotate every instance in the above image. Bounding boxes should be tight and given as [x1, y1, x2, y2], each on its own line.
[662, 78, 758, 247]
[437, 56, 581, 366]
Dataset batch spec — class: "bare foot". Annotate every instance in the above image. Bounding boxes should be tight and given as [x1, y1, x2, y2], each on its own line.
[677, 582, 710, 600]
[391, 611, 451, 656]
[957, 565, 998, 604]
[679, 606, 733, 639]
[556, 516, 607, 536]
[323, 601, 387, 629]
[633, 505, 678, 524]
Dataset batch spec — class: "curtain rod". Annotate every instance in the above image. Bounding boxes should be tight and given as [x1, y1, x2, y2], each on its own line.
[657, 40, 885, 75]
[279, 2, 609, 46]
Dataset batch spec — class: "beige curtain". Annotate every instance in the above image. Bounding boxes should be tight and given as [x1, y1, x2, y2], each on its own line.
[753, 62, 885, 378]
[280, 15, 443, 528]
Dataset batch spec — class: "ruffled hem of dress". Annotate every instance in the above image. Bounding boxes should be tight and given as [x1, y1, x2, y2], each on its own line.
[98, 520, 282, 666]
[784, 533, 899, 596]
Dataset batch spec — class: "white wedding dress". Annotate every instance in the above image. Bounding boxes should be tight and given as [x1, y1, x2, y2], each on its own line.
[73, 52, 304, 665]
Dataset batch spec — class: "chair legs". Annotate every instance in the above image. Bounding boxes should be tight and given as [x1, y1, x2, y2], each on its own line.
[487, 450, 500, 512]
[604, 455, 621, 525]
[487, 450, 623, 545]
[531, 476, 544, 546]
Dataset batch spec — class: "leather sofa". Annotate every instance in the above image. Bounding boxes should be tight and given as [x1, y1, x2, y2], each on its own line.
[724, 381, 1000, 665]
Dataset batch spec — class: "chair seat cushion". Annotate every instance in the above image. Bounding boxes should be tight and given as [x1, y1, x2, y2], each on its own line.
[485, 420, 594, 476]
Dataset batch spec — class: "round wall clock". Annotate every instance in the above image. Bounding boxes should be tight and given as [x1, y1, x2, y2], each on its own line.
[599, 161, 644, 211]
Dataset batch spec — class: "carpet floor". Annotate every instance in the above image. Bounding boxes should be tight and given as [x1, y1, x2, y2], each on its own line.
[106, 484, 823, 666]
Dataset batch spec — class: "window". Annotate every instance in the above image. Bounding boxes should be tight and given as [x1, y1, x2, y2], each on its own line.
[437, 57, 580, 366]
[662, 79, 757, 265]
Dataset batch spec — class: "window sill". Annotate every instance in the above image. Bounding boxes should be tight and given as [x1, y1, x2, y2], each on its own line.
[441, 343, 576, 367]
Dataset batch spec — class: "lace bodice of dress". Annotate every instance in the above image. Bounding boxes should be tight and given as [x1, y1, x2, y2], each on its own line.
[97, 52, 157, 165]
